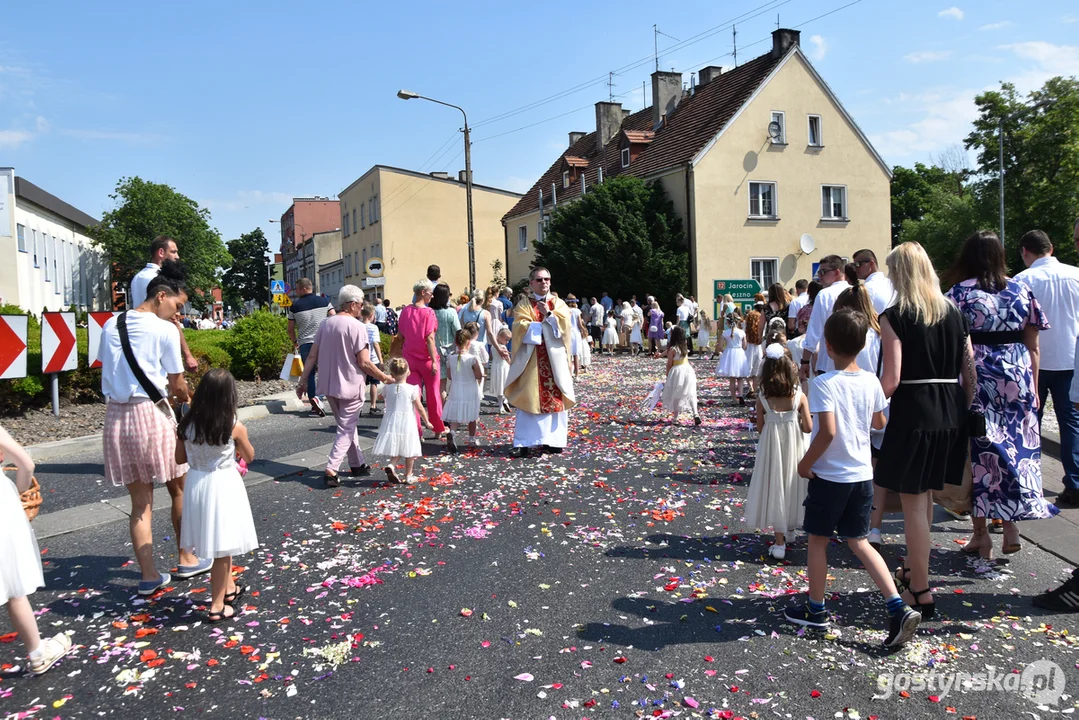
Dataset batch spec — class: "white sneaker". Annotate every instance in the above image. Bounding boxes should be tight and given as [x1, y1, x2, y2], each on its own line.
[468, 436, 482, 446]
[28, 633, 73, 675]
[868, 529, 883, 549]
[768, 544, 786, 560]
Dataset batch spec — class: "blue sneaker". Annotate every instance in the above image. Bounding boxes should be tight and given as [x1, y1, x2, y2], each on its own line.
[783, 602, 830, 629]
[137, 572, 172, 597]
[174, 559, 212, 580]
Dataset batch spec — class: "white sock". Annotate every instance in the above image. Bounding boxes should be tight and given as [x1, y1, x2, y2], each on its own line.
[28, 643, 44, 660]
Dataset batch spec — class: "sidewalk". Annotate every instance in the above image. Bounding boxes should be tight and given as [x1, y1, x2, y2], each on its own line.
[1027, 429, 1079, 566]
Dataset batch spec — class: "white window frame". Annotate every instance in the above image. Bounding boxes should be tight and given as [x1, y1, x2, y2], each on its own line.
[562, 170, 570, 189]
[821, 184, 848, 220]
[352, 208, 357, 233]
[343, 214, 350, 236]
[43, 233, 50, 281]
[32, 229, 39, 267]
[362, 247, 367, 270]
[16, 224, 26, 253]
[361, 203, 366, 229]
[808, 114, 822, 147]
[518, 225, 528, 252]
[748, 181, 778, 219]
[621, 147, 630, 168]
[750, 257, 779, 290]
[770, 111, 786, 144]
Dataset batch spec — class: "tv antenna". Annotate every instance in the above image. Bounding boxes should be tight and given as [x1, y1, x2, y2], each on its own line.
[733, 24, 738, 67]
[653, 24, 680, 72]
[607, 71, 616, 101]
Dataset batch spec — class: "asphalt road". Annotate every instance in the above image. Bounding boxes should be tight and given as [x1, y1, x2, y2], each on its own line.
[2, 357, 1077, 719]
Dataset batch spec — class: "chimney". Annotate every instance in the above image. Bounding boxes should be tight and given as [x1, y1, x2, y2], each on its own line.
[651, 70, 683, 130]
[568, 131, 587, 147]
[771, 28, 800, 59]
[595, 101, 624, 153]
[458, 170, 471, 184]
[699, 65, 725, 85]
[429, 171, 451, 180]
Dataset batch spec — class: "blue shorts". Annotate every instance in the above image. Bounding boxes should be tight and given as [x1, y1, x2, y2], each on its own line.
[803, 477, 873, 539]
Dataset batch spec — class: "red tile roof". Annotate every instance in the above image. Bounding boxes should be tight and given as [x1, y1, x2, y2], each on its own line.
[563, 156, 589, 168]
[503, 50, 781, 221]
[622, 129, 655, 144]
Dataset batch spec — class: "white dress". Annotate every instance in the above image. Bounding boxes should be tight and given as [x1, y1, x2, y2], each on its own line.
[180, 430, 258, 559]
[716, 328, 750, 378]
[743, 390, 810, 536]
[661, 348, 698, 415]
[569, 308, 583, 357]
[489, 344, 510, 396]
[747, 342, 763, 376]
[443, 353, 483, 424]
[697, 322, 711, 351]
[601, 318, 619, 346]
[629, 313, 643, 345]
[373, 383, 423, 459]
[0, 471, 44, 605]
[580, 329, 591, 367]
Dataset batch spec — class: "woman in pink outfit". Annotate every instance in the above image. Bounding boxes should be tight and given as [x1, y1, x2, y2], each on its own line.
[398, 279, 446, 439]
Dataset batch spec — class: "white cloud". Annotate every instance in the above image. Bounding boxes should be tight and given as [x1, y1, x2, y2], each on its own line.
[904, 50, 952, 63]
[869, 40, 1079, 162]
[60, 128, 166, 144]
[979, 21, 1013, 30]
[1062, 15, 1077, 24]
[808, 35, 829, 62]
[0, 129, 33, 149]
[938, 6, 964, 20]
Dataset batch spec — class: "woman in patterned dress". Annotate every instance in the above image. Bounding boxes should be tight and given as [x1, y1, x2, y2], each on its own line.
[945, 231, 1057, 560]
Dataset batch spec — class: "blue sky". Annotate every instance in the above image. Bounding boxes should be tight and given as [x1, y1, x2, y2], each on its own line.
[2, 0, 1077, 246]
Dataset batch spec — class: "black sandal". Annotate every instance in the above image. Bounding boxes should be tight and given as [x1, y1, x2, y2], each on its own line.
[907, 587, 936, 621]
[224, 584, 246, 606]
[207, 605, 236, 623]
[894, 567, 911, 593]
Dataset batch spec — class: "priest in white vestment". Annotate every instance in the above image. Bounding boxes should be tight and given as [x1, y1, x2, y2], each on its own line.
[505, 268, 576, 458]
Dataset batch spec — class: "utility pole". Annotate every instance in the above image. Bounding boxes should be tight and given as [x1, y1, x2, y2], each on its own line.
[733, 25, 738, 67]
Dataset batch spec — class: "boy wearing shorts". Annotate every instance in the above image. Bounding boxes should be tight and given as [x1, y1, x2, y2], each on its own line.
[361, 304, 384, 415]
[784, 308, 921, 648]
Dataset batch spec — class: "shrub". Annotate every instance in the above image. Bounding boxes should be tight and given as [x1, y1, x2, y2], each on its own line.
[379, 332, 393, 360]
[221, 311, 291, 380]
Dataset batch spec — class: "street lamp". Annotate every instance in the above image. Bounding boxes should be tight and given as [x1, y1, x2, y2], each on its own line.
[397, 88, 476, 292]
[998, 98, 1054, 245]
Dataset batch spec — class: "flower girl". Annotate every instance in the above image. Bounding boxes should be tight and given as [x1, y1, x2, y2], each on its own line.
[660, 326, 701, 426]
[443, 329, 484, 452]
[372, 358, 434, 483]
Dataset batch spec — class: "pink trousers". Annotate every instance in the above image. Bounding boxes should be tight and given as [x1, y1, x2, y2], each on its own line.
[327, 396, 366, 472]
[406, 354, 445, 435]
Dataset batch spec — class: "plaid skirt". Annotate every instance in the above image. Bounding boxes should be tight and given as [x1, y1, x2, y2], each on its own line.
[103, 400, 189, 487]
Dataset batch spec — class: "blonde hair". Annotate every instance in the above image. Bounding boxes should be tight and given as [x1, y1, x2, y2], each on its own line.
[886, 242, 951, 326]
[387, 357, 410, 380]
[413, 278, 435, 296]
[496, 327, 512, 342]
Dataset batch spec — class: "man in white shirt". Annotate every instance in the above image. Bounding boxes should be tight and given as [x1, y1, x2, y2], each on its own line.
[675, 293, 694, 354]
[589, 296, 605, 346]
[787, 279, 809, 335]
[801, 254, 850, 379]
[852, 249, 895, 315]
[1015, 229, 1079, 505]
[129, 235, 198, 371]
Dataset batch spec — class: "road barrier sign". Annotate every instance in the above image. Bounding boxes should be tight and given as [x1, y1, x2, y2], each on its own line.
[89, 311, 120, 369]
[0, 315, 28, 379]
[42, 312, 77, 373]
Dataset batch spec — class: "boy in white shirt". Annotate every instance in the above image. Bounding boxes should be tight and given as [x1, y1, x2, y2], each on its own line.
[784, 308, 921, 648]
[360, 304, 384, 415]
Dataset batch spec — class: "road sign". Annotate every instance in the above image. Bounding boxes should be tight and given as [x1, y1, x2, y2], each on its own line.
[270, 279, 285, 294]
[366, 256, 384, 277]
[0, 315, 28, 379]
[712, 279, 762, 316]
[273, 293, 292, 308]
[42, 312, 77, 373]
[89, 311, 119, 369]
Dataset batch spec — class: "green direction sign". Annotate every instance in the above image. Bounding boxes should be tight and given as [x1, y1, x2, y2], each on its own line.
[712, 279, 761, 317]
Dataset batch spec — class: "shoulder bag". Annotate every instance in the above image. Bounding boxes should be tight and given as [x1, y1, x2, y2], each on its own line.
[117, 312, 177, 424]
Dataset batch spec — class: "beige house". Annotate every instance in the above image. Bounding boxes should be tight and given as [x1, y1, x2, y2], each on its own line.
[338, 166, 522, 303]
[502, 29, 891, 309]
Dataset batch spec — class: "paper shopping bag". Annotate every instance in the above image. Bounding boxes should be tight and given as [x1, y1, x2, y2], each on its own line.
[280, 353, 303, 382]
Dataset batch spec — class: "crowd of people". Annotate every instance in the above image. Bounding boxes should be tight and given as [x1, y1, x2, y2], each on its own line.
[2, 224, 1078, 676]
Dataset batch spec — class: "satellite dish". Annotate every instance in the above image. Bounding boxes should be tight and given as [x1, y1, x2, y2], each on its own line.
[768, 121, 783, 141]
[799, 233, 816, 255]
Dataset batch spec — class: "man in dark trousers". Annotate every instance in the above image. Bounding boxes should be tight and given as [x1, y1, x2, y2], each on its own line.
[288, 278, 335, 417]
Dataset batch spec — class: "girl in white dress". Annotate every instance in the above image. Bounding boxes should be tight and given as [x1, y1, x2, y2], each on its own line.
[567, 295, 584, 376]
[660, 326, 701, 426]
[373, 358, 434, 482]
[489, 328, 512, 413]
[716, 310, 750, 402]
[629, 305, 644, 356]
[745, 302, 765, 394]
[175, 369, 259, 623]
[601, 312, 619, 354]
[743, 345, 812, 560]
[0, 425, 73, 675]
[695, 309, 712, 357]
[443, 329, 484, 452]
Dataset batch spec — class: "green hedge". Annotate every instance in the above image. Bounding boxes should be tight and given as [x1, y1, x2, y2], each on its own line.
[221, 311, 292, 381]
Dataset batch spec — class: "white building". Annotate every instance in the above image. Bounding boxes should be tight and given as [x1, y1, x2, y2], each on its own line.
[0, 167, 110, 312]
[317, 258, 344, 306]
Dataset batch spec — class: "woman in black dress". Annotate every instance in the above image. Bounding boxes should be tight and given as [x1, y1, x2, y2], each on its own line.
[874, 242, 975, 620]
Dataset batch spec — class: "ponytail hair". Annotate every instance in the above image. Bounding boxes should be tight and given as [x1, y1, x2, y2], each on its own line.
[834, 266, 880, 333]
[843, 263, 860, 287]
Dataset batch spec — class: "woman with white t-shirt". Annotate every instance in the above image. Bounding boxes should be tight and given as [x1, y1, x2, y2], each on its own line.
[98, 260, 201, 597]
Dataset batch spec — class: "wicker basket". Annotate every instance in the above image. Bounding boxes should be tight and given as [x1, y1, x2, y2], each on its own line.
[5, 466, 41, 522]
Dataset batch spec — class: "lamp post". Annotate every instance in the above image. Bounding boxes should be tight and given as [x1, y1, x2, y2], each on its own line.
[397, 89, 475, 292]
[998, 98, 1054, 245]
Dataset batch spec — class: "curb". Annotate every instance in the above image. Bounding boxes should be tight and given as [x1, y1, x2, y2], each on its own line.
[25, 392, 309, 462]
[1042, 430, 1061, 462]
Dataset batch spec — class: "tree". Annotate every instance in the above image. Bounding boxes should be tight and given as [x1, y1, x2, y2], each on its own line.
[964, 76, 1079, 272]
[88, 176, 231, 309]
[534, 175, 688, 308]
[890, 162, 966, 245]
[221, 228, 271, 310]
[898, 186, 981, 278]
[489, 258, 506, 289]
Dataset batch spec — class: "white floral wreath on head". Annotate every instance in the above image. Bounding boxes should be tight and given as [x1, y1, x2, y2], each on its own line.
[764, 343, 786, 360]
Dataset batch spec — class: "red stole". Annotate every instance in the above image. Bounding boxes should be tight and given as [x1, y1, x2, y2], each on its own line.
[531, 299, 565, 413]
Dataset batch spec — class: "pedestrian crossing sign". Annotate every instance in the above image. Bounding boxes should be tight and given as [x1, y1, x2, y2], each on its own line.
[270, 279, 285, 295]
